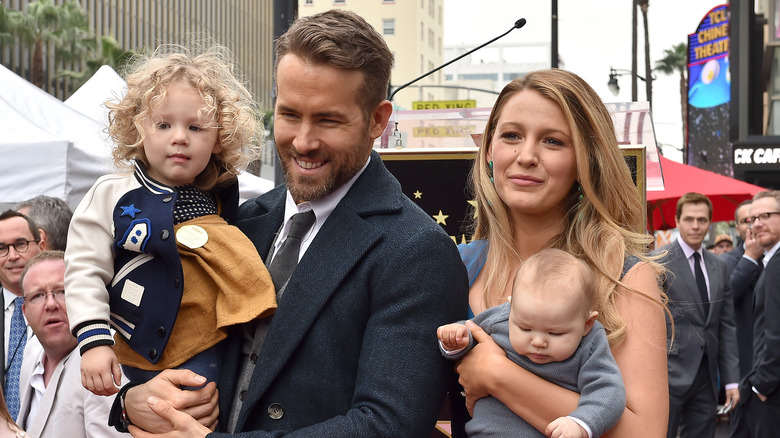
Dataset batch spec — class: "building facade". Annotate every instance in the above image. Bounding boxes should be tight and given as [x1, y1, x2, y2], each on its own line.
[0, 0, 275, 109]
[298, 0, 445, 110]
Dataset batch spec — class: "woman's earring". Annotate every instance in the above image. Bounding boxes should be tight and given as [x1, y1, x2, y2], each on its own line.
[488, 161, 494, 183]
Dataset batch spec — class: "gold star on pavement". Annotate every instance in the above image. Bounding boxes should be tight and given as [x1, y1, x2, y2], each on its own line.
[413, 190, 422, 199]
[432, 210, 449, 225]
[467, 200, 478, 219]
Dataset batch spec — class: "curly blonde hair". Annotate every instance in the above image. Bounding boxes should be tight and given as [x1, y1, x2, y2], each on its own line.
[107, 43, 263, 190]
[471, 69, 665, 347]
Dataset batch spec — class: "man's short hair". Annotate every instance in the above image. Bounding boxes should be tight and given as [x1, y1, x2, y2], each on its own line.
[676, 192, 713, 220]
[19, 250, 65, 295]
[14, 196, 73, 251]
[0, 210, 42, 242]
[274, 9, 393, 121]
[753, 190, 780, 206]
[735, 199, 752, 222]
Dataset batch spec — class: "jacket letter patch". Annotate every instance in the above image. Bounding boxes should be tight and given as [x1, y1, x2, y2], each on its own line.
[119, 219, 151, 253]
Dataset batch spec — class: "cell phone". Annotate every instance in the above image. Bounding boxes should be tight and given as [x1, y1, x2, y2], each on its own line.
[718, 399, 734, 415]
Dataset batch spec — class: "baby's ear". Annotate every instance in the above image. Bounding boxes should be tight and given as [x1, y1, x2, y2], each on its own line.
[583, 311, 599, 335]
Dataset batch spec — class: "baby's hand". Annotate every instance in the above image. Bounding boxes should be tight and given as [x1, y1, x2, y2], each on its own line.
[545, 417, 588, 438]
[437, 323, 470, 351]
[81, 345, 122, 396]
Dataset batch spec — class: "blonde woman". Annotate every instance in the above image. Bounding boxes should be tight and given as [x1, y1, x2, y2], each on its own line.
[0, 386, 28, 437]
[453, 69, 669, 437]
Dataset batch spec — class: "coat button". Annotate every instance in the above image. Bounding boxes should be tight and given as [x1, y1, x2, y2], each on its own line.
[267, 403, 284, 420]
[157, 327, 166, 337]
[148, 349, 157, 359]
[250, 353, 259, 364]
[160, 229, 170, 240]
[175, 278, 180, 288]
[239, 390, 247, 400]
[163, 196, 173, 203]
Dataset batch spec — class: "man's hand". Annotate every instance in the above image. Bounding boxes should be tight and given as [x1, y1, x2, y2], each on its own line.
[125, 369, 218, 433]
[545, 417, 587, 438]
[81, 345, 122, 396]
[725, 387, 741, 408]
[129, 397, 211, 438]
[744, 227, 764, 261]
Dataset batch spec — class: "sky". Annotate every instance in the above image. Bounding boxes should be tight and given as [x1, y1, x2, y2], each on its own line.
[443, 0, 724, 162]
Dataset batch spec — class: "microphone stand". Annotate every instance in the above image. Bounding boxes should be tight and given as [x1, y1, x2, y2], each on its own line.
[384, 18, 527, 148]
[387, 18, 527, 102]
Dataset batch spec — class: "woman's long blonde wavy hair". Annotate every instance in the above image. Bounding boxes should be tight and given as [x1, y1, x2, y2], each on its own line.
[471, 69, 665, 347]
[107, 43, 263, 190]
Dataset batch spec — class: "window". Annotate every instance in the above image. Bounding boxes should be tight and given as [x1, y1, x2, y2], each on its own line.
[383, 19, 395, 36]
[304, 0, 313, 4]
[429, 0, 435, 17]
[428, 29, 434, 49]
[420, 22, 424, 40]
[334, 0, 345, 4]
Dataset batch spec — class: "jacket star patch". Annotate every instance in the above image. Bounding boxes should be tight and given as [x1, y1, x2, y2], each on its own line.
[120, 204, 142, 219]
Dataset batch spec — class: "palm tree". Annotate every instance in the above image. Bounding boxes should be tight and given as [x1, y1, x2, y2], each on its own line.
[638, 0, 652, 107]
[655, 43, 688, 155]
[57, 35, 139, 89]
[4, 0, 90, 88]
[0, 6, 17, 45]
[631, 0, 638, 101]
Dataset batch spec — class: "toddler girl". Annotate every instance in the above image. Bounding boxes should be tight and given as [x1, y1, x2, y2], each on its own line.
[64, 44, 276, 396]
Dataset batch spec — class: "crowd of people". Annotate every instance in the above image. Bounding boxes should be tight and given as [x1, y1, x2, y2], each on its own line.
[0, 7, 777, 438]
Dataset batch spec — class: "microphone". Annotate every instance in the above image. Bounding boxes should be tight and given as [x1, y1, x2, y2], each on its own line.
[387, 18, 527, 102]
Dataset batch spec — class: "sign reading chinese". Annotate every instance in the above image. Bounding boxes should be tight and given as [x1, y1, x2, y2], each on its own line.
[687, 4, 731, 176]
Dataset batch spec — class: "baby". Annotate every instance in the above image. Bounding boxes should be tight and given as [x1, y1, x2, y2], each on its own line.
[438, 248, 625, 438]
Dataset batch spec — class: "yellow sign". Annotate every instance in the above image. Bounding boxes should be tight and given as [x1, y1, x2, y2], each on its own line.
[412, 100, 477, 110]
[413, 125, 476, 137]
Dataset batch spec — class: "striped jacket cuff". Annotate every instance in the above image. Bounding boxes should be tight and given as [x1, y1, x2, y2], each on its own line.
[76, 321, 115, 355]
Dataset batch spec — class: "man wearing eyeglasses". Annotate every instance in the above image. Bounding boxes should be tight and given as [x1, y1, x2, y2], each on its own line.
[723, 200, 763, 438]
[740, 191, 780, 438]
[16, 250, 128, 437]
[0, 210, 46, 420]
[657, 192, 740, 438]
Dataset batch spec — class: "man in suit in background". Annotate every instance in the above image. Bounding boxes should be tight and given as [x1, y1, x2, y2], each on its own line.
[17, 250, 127, 437]
[659, 192, 740, 438]
[723, 200, 763, 438]
[741, 191, 780, 437]
[0, 210, 45, 419]
[14, 195, 73, 252]
[114, 9, 468, 437]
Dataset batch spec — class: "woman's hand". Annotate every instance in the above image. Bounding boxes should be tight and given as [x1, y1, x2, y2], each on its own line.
[455, 320, 507, 414]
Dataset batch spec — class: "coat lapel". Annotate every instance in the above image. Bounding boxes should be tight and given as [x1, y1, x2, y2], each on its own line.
[29, 350, 71, 437]
[703, 250, 721, 318]
[669, 241, 708, 320]
[237, 152, 404, 419]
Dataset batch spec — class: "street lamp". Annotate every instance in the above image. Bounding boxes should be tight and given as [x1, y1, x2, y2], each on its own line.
[607, 67, 653, 97]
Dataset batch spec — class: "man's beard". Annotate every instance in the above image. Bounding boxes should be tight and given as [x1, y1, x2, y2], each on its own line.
[280, 135, 371, 203]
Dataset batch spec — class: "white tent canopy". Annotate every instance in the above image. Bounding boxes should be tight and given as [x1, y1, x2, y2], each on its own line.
[0, 65, 273, 210]
[0, 64, 113, 209]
